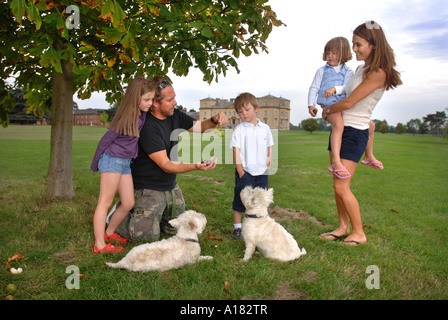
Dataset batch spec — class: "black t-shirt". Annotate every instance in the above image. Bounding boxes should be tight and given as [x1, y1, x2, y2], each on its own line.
[131, 109, 195, 191]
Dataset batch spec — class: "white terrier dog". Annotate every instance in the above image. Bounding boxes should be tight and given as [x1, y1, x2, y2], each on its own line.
[106, 210, 212, 272]
[240, 186, 306, 262]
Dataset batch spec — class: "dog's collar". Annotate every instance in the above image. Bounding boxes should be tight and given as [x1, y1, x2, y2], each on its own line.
[177, 237, 198, 243]
[245, 214, 261, 219]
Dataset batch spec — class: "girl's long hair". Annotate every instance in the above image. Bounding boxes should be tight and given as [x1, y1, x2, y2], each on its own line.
[353, 22, 403, 90]
[108, 77, 156, 137]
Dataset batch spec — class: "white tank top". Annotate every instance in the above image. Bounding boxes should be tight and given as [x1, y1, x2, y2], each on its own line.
[342, 65, 385, 130]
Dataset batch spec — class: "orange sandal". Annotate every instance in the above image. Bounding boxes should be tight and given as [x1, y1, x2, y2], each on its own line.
[92, 243, 124, 254]
[104, 231, 128, 245]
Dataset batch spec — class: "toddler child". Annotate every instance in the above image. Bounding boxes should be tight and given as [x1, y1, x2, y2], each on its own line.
[308, 37, 355, 178]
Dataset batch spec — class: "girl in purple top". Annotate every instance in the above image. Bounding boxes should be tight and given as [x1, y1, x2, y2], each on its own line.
[91, 77, 156, 254]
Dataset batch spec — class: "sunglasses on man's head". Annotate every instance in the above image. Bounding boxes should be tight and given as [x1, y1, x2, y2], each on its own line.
[158, 80, 168, 90]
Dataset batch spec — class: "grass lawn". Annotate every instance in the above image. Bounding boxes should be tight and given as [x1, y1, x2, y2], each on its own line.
[0, 125, 447, 302]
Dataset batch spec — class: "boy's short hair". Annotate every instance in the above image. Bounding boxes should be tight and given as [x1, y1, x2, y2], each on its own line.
[322, 37, 352, 63]
[234, 92, 259, 112]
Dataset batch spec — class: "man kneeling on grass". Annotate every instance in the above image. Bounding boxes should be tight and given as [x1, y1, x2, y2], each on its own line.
[108, 76, 227, 243]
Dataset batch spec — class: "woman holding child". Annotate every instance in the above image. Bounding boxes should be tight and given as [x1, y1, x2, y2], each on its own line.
[320, 22, 402, 245]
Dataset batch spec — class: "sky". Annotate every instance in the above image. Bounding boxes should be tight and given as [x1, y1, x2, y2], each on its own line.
[74, 0, 448, 126]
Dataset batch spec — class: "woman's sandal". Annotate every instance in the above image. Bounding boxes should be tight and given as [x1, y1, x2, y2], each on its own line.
[341, 239, 365, 246]
[319, 232, 342, 241]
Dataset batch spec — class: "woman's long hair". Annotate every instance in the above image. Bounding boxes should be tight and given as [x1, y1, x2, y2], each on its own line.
[353, 22, 403, 90]
[108, 77, 156, 137]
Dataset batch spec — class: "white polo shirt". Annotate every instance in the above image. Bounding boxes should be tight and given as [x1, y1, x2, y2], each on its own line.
[230, 120, 274, 176]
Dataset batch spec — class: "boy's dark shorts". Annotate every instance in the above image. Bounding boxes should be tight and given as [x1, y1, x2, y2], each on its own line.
[328, 126, 369, 163]
[232, 170, 269, 213]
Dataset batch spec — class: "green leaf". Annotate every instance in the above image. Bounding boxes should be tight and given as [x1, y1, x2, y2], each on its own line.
[121, 33, 133, 48]
[100, 0, 126, 28]
[97, 24, 127, 44]
[35, 14, 42, 30]
[111, 0, 126, 28]
[241, 45, 252, 57]
[229, 0, 240, 10]
[201, 26, 213, 39]
[9, 0, 26, 24]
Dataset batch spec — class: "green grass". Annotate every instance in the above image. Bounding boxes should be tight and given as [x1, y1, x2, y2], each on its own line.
[0, 125, 447, 300]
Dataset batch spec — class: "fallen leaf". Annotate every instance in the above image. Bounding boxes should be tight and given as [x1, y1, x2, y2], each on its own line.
[206, 232, 223, 242]
[8, 253, 26, 262]
[391, 209, 399, 213]
[224, 281, 231, 294]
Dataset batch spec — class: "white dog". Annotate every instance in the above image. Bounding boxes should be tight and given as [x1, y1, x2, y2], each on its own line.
[240, 186, 306, 262]
[106, 210, 212, 272]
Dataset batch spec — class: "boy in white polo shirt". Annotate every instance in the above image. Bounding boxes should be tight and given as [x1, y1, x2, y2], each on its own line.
[230, 92, 274, 239]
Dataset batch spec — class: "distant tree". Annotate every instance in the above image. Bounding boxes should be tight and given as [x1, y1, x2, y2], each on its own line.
[406, 119, 422, 135]
[317, 118, 331, 131]
[423, 111, 447, 135]
[445, 107, 448, 139]
[395, 122, 406, 134]
[106, 101, 118, 121]
[419, 122, 429, 135]
[301, 118, 318, 133]
[100, 111, 108, 124]
[378, 120, 389, 134]
[372, 119, 383, 132]
[289, 122, 300, 130]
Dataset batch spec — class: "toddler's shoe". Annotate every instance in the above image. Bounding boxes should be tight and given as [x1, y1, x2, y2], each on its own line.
[233, 228, 242, 240]
[92, 243, 124, 254]
[105, 231, 128, 245]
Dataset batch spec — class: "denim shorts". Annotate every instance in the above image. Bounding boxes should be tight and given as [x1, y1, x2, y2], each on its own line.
[328, 126, 369, 163]
[232, 170, 269, 212]
[98, 152, 132, 175]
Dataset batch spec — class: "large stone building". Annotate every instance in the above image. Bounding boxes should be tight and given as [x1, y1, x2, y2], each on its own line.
[199, 94, 290, 130]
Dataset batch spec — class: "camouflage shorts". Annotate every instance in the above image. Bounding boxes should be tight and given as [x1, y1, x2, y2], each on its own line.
[115, 184, 187, 241]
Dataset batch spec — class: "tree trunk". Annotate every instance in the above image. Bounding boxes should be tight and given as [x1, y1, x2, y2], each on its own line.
[46, 60, 75, 199]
